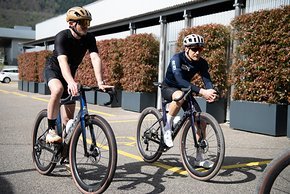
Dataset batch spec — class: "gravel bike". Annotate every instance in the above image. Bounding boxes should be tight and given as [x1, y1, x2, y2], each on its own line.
[32, 85, 118, 194]
[256, 147, 290, 194]
[136, 82, 225, 181]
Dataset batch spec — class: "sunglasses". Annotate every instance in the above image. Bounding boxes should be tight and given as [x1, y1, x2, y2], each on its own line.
[189, 47, 204, 52]
[77, 20, 90, 27]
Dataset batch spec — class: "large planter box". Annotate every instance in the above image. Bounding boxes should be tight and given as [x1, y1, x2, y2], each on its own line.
[38, 82, 50, 95]
[97, 89, 122, 107]
[18, 80, 23, 91]
[121, 91, 156, 113]
[22, 80, 29, 92]
[230, 100, 287, 136]
[28, 81, 38, 93]
[195, 97, 226, 123]
[85, 90, 97, 104]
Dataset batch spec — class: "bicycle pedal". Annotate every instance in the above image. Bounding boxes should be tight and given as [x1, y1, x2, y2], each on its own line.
[60, 157, 69, 165]
[52, 156, 61, 163]
[162, 145, 170, 152]
[65, 163, 71, 174]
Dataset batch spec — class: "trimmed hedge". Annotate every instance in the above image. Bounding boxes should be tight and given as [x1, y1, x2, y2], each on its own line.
[231, 5, 290, 104]
[76, 33, 159, 92]
[18, 50, 52, 82]
[98, 38, 124, 89]
[75, 53, 97, 87]
[120, 34, 159, 92]
[176, 24, 230, 97]
[75, 39, 125, 88]
[37, 50, 53, 82]
[18, 52, 37, 81]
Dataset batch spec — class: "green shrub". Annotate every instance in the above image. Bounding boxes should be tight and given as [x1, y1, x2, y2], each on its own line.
[120, 33, 159, 92]
[75, 53, 97, 87]
[76, 33, 159, 92]
[36, 50, 53, 82]
[98, 39, 124, 89]
[17, 52, 37, 81]
[18, 50, 52, 82]
[231, 5, 290, 104]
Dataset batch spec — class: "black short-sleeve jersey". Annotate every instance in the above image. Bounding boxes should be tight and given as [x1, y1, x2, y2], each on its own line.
[45, 29, 98, 76]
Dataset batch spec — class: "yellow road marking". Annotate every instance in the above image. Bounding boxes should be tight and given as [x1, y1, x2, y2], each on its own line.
[82, 134, 273, 175]
[118, 141, 136, 146]
[118, 146, 271, 175]
[110, 119, 138, 123]
[32, 97, 49, 102]
[154, 162, 188, 175]
[87, 109, 114, 117]
[118, 149, 144, 161]
[0, 89, 10, 94]
[221, 160, 271, 169]
[127, 137, 136, 141]
[115, 136, 272, 175]
[115, 137, 136, 146]
[12, 92, 27, 97]
[0, 88, 114, 117]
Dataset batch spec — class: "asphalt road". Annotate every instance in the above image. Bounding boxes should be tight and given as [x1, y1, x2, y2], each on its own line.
[0, 82, 289, 194]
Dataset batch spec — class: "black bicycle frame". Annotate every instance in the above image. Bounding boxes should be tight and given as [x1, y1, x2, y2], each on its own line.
[162, 93, 200, 148]
[55, 89, 97, 158]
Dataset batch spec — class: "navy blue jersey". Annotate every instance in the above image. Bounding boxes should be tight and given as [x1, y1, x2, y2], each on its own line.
[164, 51, 213, 94]
[45, 29, 98, 77]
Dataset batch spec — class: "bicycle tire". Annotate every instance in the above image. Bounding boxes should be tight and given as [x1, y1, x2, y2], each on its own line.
[256, 148, 290, 194]
[32, 109, 56, 175]
[180, 112, 225, 181]
[136, 107, 163, 163]
[69, 115, 117, 194]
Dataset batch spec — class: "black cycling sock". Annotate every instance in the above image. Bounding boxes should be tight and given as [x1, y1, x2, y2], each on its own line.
[48, 119, 56, 129]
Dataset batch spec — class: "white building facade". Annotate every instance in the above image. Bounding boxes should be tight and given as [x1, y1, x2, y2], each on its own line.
[23, 0, 289, 115]
[30, 0, 289, 62]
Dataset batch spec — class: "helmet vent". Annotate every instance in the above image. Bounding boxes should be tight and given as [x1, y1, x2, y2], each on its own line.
[80, 10, 85, 15]
[74, 11, 81, 17]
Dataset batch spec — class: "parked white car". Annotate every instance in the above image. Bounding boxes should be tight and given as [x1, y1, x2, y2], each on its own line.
[0, 67, 19, 83]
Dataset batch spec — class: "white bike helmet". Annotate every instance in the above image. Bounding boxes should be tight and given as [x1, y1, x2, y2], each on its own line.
[183, 34, 205, 47]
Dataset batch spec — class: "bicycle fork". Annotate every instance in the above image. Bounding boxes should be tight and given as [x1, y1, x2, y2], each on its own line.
[187, 98, 203, 150]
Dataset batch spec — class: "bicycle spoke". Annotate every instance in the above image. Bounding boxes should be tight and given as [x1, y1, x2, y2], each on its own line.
[180, 112, 225, 181]
[136, 108, 163, 163]
[32, 109, 56, 175]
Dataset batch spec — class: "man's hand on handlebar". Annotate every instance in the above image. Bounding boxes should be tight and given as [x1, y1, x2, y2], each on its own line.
[98, 81, 114, 92]
[67, 81, 79, 96]
[199, 88, 218, 103]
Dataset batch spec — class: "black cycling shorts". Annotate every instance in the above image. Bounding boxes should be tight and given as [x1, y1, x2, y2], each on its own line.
[161, 82, 201, 112]
[44, 66, 73, 102]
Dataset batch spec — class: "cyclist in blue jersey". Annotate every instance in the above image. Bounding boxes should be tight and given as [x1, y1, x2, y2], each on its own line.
[161, 34, 217, 167]
[44, 7, 110, 143]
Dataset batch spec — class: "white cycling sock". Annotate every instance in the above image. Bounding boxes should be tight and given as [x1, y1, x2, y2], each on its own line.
[165, 114, 175, 130]
[196, 148, 204, 161]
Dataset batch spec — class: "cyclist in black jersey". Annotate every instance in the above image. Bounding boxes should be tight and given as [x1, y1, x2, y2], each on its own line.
[44, 6, 111, 143]
[161, 34, 217, 167]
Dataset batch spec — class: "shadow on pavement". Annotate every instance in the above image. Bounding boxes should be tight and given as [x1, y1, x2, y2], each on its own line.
[0, 176, 14, 193]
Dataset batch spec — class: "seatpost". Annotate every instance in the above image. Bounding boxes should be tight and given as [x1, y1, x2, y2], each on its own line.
[188, 94, 199, 148]
[79, 89, 88, 129]
[56, 113, 62, 135]
[162, 100, 168, 125]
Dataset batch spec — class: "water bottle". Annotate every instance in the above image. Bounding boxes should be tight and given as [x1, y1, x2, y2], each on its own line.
[173, 116, 181, 128]
[65, 119, 74, 134]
